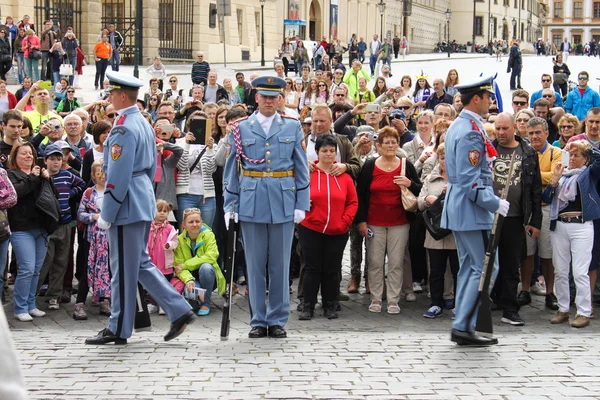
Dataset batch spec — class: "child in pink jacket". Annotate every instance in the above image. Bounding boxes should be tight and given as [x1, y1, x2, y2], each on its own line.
[146, 199, 178, 314]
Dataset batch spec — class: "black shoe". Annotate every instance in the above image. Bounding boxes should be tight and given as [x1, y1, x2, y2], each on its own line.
[517, 290, 531, 306]
[85, 328, 127, 345]
[545, 293, 559, 310]
[61, 289, 72, 304]
[249, 326, 268, 338]
[491, 302, 503, 311]
[450, 329, 498, 346]
[298, 303, 314, 320]
[335, 301, 341, 311]
[268, 325, 287, 338]
[517, 86, 523, 89]
[501, 312, 525, 326]
[323, 301, 338, 319]
[510, 87, 517, 90]
[164, 310, 196, 342]
[296, 302, 303, 312]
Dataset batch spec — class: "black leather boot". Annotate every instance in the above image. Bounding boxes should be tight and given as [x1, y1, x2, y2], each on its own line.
[323, 301, 338, 319]
[298, 302, 314, 320]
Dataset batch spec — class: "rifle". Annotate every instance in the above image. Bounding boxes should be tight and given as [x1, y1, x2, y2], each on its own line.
[475, 152, 517, 337]
[220, 204, 237, 340]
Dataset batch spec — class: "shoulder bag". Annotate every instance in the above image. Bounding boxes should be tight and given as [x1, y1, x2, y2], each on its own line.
[422, 191, 452, 241]
[400, 158, 418, 212]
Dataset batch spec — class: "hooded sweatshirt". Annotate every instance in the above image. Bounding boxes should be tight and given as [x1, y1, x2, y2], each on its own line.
[301, 164, 358, 235]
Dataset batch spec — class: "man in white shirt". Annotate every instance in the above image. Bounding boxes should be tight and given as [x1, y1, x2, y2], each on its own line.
[369, 34, 381, 77]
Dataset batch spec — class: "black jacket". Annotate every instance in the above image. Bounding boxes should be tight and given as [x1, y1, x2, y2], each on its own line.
[356, 157, 422, 224]
[7, 170, 44, 232]
[493, 135, 542, 229]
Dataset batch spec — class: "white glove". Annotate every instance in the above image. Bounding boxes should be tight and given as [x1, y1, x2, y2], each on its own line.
[294, 209, 306, 224]
[224, 212, 239, 230]
[496, 199, 510, 217]
[97, 217, 111, 230]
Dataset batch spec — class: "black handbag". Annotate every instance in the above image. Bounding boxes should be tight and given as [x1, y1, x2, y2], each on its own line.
[35, 179, 60, 235]
[422, 192, 452, 241]
[30, 49, 42, 60]
[0, 54, 12, 62]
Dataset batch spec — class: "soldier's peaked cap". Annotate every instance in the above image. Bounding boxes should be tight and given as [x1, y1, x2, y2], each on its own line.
[106, 71, 144, 92]
[456, 75, 495, 95]
[252, 76, 286, 97]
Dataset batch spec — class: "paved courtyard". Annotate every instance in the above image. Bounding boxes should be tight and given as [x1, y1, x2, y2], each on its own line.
[5, 53, 600, 399]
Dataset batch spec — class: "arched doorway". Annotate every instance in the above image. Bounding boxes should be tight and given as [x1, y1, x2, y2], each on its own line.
[309, 0, 321, 41]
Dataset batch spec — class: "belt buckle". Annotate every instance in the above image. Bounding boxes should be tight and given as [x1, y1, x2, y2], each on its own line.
[263, 171, 273, 178]
[567, 217, 572, 223]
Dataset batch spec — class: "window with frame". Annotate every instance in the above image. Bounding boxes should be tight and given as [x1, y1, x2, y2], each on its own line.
[475, 16, 483, 36]
[595, 2, 600, 18]
[237, 9, 243, 45]
[574, 1, 583, 18]
[159, 1, 174, 41]
[554, 2, 563, 18]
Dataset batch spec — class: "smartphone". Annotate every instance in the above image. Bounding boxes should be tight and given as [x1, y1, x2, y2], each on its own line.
[39, 81, 53, 90]
[189, 119, 212, 145]
[365, 103, 379, 113]
[562, 149, 569, 166]
[36, 157, 46, 168]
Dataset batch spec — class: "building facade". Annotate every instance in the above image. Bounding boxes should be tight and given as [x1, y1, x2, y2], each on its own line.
[3, 0, 452, 65]
[450, 0, 546, 52]
[544, 0, 600, 48]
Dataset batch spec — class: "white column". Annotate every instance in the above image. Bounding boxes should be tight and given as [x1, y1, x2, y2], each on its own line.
[584, 0, 593, 23]
[564, 0, 572, 22]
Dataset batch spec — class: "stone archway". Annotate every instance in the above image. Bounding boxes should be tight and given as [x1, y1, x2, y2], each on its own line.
[308, 0, 322, 41]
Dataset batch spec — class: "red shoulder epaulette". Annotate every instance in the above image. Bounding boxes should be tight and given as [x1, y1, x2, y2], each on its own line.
[116, 114, 127, 125]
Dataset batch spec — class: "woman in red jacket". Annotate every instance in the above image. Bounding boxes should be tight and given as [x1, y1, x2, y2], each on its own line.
[0, 80, 18, 118]
[298, 134, 358, 320]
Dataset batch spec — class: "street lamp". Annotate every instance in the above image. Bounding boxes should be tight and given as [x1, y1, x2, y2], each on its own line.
[378, 1, 386, 40]
[260, 0, 266, 67]
[445, 9, 451, 58]
[512, 17, 516, 40]
[502, 16, 507, 41]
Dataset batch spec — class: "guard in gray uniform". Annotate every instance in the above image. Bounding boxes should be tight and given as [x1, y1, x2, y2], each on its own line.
[86, 72, 195, 345]
[441, 76, 509, 346]
[223, 76, 310, 339]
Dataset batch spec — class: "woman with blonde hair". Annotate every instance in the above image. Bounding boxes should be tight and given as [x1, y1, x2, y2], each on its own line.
[515, 108, 535, 138]
[403, 110, 435, 178]
[553, 113, 580, 149]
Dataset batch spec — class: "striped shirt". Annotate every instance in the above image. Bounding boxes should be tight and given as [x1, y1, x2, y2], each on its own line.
[191, 61, 210, 85]
[51, 169, 86, 224]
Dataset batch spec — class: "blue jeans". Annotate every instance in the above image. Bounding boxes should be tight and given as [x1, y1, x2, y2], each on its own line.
[25, 58, 39, 81]
[295, 61, 304, 75]
[11, 229, 49, 314]
[369, 55, 378, 75]
[177, 194, 216, 228]
[16, 53, 25, 83]
[111, 49, 120, 71]
[0, 239, 10, 300]
[69, 55, 76, 85]
[193, 263, 216, 307]
[53, 71, 60, 85]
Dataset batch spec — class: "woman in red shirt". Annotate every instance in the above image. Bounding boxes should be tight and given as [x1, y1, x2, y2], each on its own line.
[356, 127, 421, 314]
[298, 135, 358, 320]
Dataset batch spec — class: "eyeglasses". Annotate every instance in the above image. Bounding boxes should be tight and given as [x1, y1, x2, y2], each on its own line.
[542, 95, 553, 98]
[335, 93, 345, 97]
[106, 113, 116, 118]
[334, 72, 343, 75]
[169, 80, 177, 83]
[197, 55, 204, 58]
[560, 125, 574, 129]
[319, 84, 326, 87]
[541, 79, 551, 83]
[67, 90, 74, 93]
[398, 106, 410, 110]
[578, 77, 588, 80]
[516, 118, 530, 123]
[513, 101, 527, 106]
[150, 98, 158, 101]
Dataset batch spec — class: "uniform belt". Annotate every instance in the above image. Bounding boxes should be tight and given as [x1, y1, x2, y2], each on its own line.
[557, 215, 583, 224]
[242, 170, 294, 178]
[132, 171, 145, 177]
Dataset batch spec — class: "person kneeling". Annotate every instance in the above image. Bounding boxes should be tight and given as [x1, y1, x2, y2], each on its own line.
[173, 208, 225, 316]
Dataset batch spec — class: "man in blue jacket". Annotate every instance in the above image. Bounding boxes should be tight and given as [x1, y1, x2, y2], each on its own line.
[565, 71, 600, 121]
[442, 75, 509, 346]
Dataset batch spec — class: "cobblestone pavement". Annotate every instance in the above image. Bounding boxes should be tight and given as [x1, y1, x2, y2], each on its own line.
[6, 246, 600, 400]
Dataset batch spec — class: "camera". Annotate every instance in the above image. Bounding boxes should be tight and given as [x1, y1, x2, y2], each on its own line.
[50, 121, 62, 131]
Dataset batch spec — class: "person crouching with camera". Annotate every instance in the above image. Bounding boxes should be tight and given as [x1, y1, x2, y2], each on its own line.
[173, 207, 225, 316]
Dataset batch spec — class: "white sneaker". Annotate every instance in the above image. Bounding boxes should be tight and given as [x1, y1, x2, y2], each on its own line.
[147, 304, 159, 314]
[530, 282, 547, 296]
[48, 298, 59, 310]
[158, 307, 166, 315]
[406, 293, 417, 302]
[412, 282, 423, 293]
[14, 313, 33, 322]
[28, 308, 46, 318]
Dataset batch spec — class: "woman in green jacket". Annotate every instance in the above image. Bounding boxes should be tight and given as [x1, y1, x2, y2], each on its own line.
[174, 208, 225, 316]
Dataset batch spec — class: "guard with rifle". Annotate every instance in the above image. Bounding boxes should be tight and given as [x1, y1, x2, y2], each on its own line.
[441, 75, 509, 346]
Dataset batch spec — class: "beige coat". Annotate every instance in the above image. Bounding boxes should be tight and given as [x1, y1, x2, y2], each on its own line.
[417, 165, 457, 250]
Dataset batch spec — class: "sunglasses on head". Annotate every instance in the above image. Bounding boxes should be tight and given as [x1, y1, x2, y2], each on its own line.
[513, 101, 527, 106]
[183, 207, 201, 216]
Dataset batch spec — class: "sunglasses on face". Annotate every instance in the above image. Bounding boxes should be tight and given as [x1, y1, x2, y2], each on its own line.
[319, 84, 326, 87]
[516, 118, 530, 123]
[151, 98, 158, 101]
[578, 77, 588, 80]
[542, 79, 551, 83]
[542, 95, 553, 98]
[560, 125, 574, 129]
[513, 101, 527, 106]
[170, 80, 177, 83]
[398, 105, 410, 110]
[67, 90, 74, 93]
[106, 113, 116, 118]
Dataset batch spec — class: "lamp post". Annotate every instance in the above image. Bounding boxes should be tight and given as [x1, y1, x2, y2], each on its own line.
[527, 13, 532, 43]
[260, 0, 265, 67]
[502, 16, 507, 41]
[445, 9, 451, 58]
[512, 17, 516, 40]
[378, 1, 386, 40]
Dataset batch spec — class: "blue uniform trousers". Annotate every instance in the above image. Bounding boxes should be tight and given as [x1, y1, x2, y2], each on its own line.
[241, 221, 294, 328]
[452, 230, 498, 333]
[108, 221, 192, 339]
